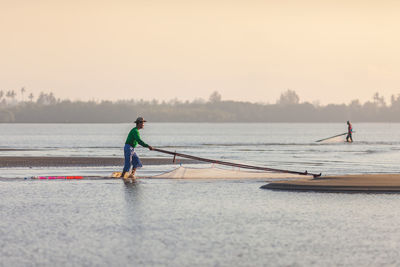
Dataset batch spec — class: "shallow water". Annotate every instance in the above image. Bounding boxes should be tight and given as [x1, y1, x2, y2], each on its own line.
[1, 123, 400, 266]
[2, 179, 400, 266]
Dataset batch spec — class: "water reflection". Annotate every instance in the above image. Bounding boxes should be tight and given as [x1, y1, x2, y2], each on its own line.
[123, 179, 141, 205]
[122, 179, 150, 238]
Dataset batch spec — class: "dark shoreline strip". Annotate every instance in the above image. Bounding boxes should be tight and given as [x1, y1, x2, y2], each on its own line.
[0, 156, 198, 167]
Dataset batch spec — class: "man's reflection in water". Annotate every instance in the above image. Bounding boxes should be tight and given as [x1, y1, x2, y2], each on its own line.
[121, 179, 147, 248]
[123, 179, 142, 206]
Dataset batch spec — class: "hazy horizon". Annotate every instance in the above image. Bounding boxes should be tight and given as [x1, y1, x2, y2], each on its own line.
[1, 0, 399, 105]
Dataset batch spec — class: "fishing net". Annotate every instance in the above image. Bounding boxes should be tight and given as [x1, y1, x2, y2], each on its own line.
[318, 135, 347, 144]
[316, 132, 353, 144]
[146, 166, 314, 180]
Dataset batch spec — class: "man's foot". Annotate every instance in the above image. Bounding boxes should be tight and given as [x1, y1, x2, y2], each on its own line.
[128, 169, 136, 179]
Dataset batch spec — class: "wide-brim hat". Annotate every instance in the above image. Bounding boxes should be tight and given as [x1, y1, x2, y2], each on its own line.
[135, 117, 147, 123]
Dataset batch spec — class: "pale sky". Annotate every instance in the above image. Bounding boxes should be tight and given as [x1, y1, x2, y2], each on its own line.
[1, 0, 399, 104]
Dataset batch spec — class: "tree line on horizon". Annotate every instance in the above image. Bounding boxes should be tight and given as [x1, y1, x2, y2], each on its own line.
[0, 89, 400, 123]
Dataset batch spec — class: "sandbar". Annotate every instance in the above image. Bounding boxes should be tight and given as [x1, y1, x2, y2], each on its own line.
[0, 156, 197, 168]
[261, 174, 400, 193]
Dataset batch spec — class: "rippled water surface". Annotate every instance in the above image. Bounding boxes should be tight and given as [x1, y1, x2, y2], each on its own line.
[1, 123, 400, 175]
[1, 123, 400, 266]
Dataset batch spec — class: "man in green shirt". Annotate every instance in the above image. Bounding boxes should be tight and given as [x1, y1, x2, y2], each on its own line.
[121, 117, 153, 178]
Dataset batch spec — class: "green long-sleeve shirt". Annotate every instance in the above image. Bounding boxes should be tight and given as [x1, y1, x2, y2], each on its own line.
[125, 127, 149, 148]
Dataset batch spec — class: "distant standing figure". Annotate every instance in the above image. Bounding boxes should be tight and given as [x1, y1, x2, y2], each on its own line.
[121, 117, 153, 178]
[346, 121, 353, 142]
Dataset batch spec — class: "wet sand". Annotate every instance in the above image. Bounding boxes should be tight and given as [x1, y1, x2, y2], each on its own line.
[0, 156, 198, 167]
[261, 174, 400, 193]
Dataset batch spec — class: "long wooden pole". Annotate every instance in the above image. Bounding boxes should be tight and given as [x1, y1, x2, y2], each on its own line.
[153, 148, 322, 178]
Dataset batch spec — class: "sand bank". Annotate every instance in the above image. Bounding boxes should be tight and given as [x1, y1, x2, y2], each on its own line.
[0, 156, 197, 168]
[261, 174, 400, 193]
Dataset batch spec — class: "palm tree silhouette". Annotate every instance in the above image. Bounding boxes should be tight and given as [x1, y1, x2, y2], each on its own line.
[6, 90, 16, 103]
[21, 87, 26, 102]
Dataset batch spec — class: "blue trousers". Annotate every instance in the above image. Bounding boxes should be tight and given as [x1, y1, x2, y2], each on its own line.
[123, 144, 143, 172]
